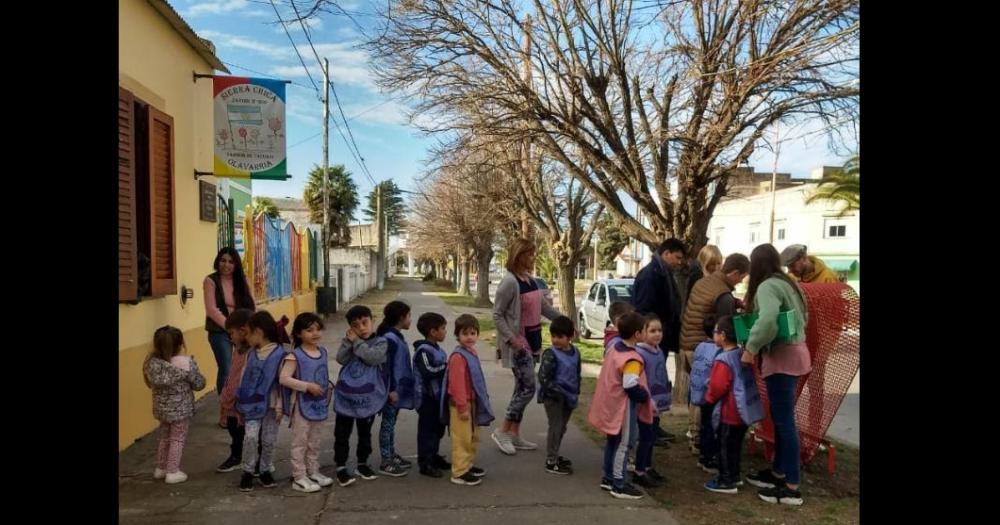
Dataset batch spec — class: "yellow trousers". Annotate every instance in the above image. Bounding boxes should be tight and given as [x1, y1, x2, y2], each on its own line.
[449, 401, 479, 478]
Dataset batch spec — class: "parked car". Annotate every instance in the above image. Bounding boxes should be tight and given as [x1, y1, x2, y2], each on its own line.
[578, 278, 634, 338]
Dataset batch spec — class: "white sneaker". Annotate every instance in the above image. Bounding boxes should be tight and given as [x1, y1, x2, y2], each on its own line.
[309, 472, 335, 487]
[511, 436, 538, 450]
[491, 430, 516, 455]
[292, 477, 321, 493]
[165, 471, 188, 484]
[153, 468, 166, 480]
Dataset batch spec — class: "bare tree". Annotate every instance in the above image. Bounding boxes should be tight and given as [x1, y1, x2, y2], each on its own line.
[367, 0, 858, 256]
[408, 148, 509, 307]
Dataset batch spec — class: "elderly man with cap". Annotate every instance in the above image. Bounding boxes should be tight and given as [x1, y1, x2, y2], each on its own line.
[780, 244, 840, 284]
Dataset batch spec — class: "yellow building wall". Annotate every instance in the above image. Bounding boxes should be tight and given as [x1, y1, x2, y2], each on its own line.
[119, 0, 223, 451]
[118, 0, 320, 452]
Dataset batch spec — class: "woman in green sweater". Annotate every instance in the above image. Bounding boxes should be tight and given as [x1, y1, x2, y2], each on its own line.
[741, 244, 810, 506]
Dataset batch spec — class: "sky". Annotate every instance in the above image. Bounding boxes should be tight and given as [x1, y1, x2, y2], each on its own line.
[180, 0, 856, 212]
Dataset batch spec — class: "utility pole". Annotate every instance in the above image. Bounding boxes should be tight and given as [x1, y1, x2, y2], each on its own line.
[321, 58, 330, 288]
[593, 233, 599, 281]
[768, 123, 781, 243]
[376, 183, 385, 290]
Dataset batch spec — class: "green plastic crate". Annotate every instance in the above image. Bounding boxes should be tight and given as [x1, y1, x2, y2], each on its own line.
[734, 310, 798, 345]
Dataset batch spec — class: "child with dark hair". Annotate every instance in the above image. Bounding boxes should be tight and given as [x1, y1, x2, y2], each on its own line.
[376, 301, 416, 476]
[215, 309, 256, 474]
[442, 314, 494, 486]
[536, 315, 581, 475]
[280, 312, 333, 493]
[333, 305, 388, 486]
[236, 310, 287, 492]
[588, 312, 655, 500]
[412, 312, 451, 478]
[703, 315, 765, 495]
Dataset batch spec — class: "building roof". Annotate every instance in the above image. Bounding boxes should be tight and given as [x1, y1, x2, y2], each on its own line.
[146, 0, 229, 73]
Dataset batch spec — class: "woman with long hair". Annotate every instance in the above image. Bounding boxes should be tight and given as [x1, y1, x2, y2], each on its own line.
[741, 244, 810, 506]
[204, 247, 256, 396]
[490, 238, 561, 455]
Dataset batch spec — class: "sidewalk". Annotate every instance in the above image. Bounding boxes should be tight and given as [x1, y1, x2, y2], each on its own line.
[118, 277, 679, 524]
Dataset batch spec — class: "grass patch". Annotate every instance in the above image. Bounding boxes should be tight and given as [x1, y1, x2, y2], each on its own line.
[570, 376, 860, 525]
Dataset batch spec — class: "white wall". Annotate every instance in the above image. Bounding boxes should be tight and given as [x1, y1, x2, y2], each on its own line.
[708, 183, 859, 258]
[707, 183, 860, 291]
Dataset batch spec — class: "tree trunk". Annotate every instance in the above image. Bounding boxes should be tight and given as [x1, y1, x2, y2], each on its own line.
[458, 254, 471, 295]
[557, 264, 576, 327]
[474, 249, 494, 307]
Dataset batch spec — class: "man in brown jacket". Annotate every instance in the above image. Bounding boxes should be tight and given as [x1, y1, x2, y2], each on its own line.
[678, 253, 750, 453]
[781, 244, 841, 283]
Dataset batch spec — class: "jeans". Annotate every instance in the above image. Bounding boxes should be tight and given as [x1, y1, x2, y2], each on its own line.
[635, 420, 656, 473]
[379, 403, 399, 466]
[207, 330, 232, 394]
[766, 373, 802, 484]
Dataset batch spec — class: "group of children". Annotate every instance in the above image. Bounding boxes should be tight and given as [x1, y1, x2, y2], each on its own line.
[590, 301, 764, 499]
[141, 296, 762, 499]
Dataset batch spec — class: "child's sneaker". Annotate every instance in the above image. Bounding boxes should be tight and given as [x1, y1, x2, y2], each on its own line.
[165, 471, 188, 484]
[646, 468, 666, 483]
[450, 471, 482, 486]
[259, 471, 277, 488]
[469, 466, 487, 477]
[336, 468, 357, 487]
[239, 472, 254, 492]
[153, 468, 166, 480]
[292, 477, 320, 493]
[746, 469, 785, 489]
[758, 485, 803, 506]
[609, 483, 644, 500]
[704, 477, 738, 494]
[379, 462, 409, 477]
[545, 460, 572, 475]
[631, 473, 661, 488]
[309, 471, 335, 487]
[394, 453, 413, 469]
[419, 464, 443, 478]
[216, 456, 241, 473]
[599, 477, 613, 491]
[356, 464, 378, 480]
[556, 456, 573, 468]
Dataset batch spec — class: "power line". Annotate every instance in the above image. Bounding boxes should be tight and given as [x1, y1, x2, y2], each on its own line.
[288, 0, 378, 187]
[269, 0, 321, 99]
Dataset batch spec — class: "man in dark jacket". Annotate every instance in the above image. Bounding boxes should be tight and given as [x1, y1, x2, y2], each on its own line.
[630, 238, 687, 353]
[630, 238, 686, 444]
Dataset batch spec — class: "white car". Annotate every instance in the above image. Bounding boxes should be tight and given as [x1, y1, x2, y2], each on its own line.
[578, 279, 634, 338]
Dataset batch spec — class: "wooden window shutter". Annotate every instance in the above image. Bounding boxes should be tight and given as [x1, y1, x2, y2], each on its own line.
[118, 87, 139, 303]
[147, 107, 177, 296]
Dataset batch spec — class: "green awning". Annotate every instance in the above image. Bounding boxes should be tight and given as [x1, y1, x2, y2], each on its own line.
[822, 259, 858, 272]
